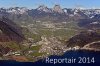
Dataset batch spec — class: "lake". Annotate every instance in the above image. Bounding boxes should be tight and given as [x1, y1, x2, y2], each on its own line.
[0, 50, 100, 66]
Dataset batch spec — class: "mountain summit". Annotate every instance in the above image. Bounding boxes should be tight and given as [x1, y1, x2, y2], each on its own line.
[53, 5, 64, 13]
[37, 5, 52, 12]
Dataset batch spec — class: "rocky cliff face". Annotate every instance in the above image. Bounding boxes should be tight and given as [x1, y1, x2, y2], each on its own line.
[53, 5, 64, 13]
[37, 5, 52, 13]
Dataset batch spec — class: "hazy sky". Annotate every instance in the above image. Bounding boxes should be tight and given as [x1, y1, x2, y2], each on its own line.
[0, 0, 100, 9]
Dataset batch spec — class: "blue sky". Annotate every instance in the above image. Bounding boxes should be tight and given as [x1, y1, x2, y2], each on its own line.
[0, 0, 100, 9]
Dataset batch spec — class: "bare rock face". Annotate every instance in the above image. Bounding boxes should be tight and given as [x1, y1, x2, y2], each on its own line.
[53, 5, 64, 13]
[0, 17, 25, 42]
[37, 5, 51, 13]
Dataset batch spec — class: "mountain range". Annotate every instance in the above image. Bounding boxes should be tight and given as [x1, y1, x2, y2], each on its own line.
[0, 5, 100, 23]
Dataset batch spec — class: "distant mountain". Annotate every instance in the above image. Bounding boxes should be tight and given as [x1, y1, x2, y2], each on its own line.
[0, 5, 100, 23]
[0, 5, 100, 32]
[78, 18, 100, 29]
[53, 5, 64, 13]
[36, 5, 52, 13]
[6, 7, 28, 14]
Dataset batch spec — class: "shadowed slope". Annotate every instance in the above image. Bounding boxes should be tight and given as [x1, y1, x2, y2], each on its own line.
[0, 17, 25, 42]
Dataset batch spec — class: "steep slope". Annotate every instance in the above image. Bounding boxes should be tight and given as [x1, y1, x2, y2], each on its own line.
[66, 30, 100, 47]
[0, 17, 25, 42]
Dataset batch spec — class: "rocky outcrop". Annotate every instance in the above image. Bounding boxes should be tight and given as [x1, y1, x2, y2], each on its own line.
[53, 5, 64, 13]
